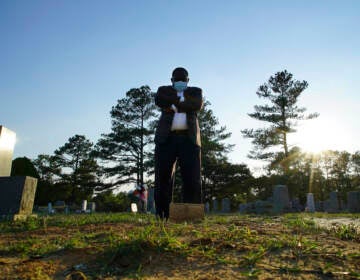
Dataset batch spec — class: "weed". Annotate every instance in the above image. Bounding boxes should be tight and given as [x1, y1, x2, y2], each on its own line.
[241, 246, 266, 267]
[331, 223, 359, 241]
[283, 215, 319, 233]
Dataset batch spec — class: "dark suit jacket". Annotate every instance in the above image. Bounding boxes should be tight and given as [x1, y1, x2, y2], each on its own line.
[154, 85, 203, 147]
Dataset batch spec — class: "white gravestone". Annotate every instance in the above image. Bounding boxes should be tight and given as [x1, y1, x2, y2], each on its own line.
[0, 126, 16, 176]
[81, 200, 87, 212]
[131, 203, 138, 213]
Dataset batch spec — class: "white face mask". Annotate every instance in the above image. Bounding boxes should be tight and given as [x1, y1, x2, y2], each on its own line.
[173, 81, 188, 92]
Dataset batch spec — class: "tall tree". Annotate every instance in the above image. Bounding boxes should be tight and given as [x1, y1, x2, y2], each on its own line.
[33, 154, 61, 183]
[351, 151, 360, 188]
[242, 70, 319, 172]
[95, 86, 157, 190]
[199, 99, 252, 202]
[54, 134, 99, 203]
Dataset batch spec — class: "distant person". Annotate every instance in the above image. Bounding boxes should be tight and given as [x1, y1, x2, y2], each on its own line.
[133, 183, 147, 213]
[154, 67, 203, 220]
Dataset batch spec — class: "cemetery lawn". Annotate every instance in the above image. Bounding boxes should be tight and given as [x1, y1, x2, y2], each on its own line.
[0, 213, 359, 280]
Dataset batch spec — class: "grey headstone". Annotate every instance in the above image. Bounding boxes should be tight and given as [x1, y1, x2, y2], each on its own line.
[291, 198, 303, 212]
[239, 203, 247, 214]
[147, 188, 155, 213]
[48, 202, 53, 214]
[0, 176, 37, 220]
[54, 200, 65, 207]
[221, 198, 231, 213]
[254, 200, 273, 214]
[347, 191, 360, 213]
[306, 193, 315, 212]
[325, 191, 340, 213]
[315, 201, 324, 212]
[0, 126, 16, 177]
[272, 185, 290, 213]
[205, 202, 210, 213]
[212, 199, 218, 212]
[88, 202, 96, 212]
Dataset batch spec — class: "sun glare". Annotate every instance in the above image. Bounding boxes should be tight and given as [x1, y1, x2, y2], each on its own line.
[290, 118, 350, 154]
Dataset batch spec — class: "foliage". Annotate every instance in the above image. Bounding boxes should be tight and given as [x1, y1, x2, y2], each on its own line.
[32, 135, 99, 205]
[95, 86, 158, 190]
[93, 191, 132, 212]
[11, 157, 39, 178]
[53, 134, 100, 203]
[198, 99, 254, 202]
[242, 70, 319, 173]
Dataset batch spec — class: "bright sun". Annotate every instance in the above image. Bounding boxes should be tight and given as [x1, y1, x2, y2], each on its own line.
[290, 118, 351, 154]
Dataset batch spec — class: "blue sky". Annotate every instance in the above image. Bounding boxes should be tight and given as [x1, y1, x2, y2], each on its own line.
[1, 0, 359, 173]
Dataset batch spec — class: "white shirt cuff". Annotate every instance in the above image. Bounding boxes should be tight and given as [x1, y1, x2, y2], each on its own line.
[171, 104, 178, 113]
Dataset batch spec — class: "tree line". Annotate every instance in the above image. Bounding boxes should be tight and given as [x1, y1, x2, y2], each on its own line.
[11, 71, 360, 210]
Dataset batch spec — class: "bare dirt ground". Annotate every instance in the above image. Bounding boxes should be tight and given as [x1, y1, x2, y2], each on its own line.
[0, 214, 359, 280]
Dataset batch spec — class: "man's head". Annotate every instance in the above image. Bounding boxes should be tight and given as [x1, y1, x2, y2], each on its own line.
[171, 67, 189, 83]
[171, 67, 189, 92]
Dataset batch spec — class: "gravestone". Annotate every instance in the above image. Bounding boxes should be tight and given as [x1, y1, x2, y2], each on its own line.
[0, 176, 37, 220]
[272, 185, 290, 213]
[48, 202, 53, 214]
[239, 203, 247, 214]
[347, 191, 360, 213]
[221, 198, 231, 213]
[306, 193, 315, 212]
[131, 203, 138, 213]
[81, 200, 87, 212]
[255, 200, 273, 214]
[54, 200, 65, 207]
[315, 201, 324, 212]
[205, 202, 210, 213]
[0, 126, 16, 176]
[88, 202, 96, 213]
[0, 126, 38, 220]
[291, 198, 303, 212]
[325, 191, 340, 213]
[147, 188, 155, 213]
[169, 202, 204, 222]
[53, 200, 66, 213]
[212, 198, 218, 212]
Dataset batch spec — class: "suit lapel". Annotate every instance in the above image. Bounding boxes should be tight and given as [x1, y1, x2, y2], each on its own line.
[184, 88, 190, 99]
[169, 86, 177, 98]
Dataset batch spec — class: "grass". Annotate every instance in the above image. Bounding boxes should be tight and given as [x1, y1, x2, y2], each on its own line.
[331, 223, 359, 241]
[0, 213, 359, 279]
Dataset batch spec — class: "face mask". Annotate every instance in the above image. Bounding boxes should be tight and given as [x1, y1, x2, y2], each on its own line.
[173, 81, 188, 92]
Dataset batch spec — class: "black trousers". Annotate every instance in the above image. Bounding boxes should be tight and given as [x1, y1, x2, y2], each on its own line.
[154, 132, 202, 219]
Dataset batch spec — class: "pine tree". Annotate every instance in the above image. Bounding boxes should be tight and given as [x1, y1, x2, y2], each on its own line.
[95, 86, 157, 190]
[199, 99, 235, 200]
[242, 70, 319, 172]
[54, 134, 99, 203]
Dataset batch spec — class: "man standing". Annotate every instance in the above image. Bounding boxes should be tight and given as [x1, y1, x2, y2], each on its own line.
[154, 67, 203, 220]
